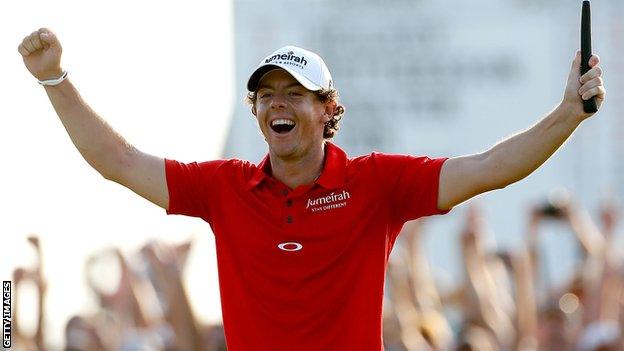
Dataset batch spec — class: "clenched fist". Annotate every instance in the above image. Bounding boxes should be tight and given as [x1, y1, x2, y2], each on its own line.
[18, 28, 64, 81]
[562, 51, 605, 120]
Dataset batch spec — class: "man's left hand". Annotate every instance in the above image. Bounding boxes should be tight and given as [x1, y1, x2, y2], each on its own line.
[562, 51, 605, 120]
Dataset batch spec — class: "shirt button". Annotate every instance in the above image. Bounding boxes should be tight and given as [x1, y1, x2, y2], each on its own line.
[286, 199, 293, 207]
[286, 216, 293, 224]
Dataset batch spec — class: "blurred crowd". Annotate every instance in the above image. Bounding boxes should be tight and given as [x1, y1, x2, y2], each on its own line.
[10, 238, 226, 351]
[9, 190, 624, 351]
[384, 191, 624, 351]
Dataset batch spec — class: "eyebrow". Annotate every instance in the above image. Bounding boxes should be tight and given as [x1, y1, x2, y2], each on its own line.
[257, 82, 303, 90]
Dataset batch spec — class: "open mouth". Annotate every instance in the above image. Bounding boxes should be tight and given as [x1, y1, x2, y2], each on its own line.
[270, 119, 296, 134]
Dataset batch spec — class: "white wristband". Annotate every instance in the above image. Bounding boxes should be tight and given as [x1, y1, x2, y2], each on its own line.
[38, 71, 68, 86]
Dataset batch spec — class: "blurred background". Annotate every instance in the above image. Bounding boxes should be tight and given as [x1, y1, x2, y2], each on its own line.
[2, 0, 623, 350]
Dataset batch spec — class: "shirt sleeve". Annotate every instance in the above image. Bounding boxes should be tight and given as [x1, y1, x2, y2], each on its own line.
[372, 153, 450, 224]
[165, 158, 227, 222]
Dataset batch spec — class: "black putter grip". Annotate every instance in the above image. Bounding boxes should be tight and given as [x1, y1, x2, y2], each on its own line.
[581, 1, 598, 113]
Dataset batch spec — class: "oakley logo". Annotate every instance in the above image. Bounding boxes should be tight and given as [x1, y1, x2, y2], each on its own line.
[277, 242, 303, 252]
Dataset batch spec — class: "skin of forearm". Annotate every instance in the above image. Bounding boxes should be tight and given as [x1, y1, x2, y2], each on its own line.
[43, 79, 135, 180]
[599, 265, 622, 321]
[408, 245, 443, 309]
[463, 246, 498, 310]
[463, 245, 516, 345]
[36, 288, 45, 350]
[568, 207, 605, 257]
[513, 250, 537, 340]
[482, 105, 583, 191]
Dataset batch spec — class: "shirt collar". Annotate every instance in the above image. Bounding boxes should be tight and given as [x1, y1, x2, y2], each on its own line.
[246, 153, 272, 190]
[245, 141, 347, 191]
[315, 142, 347, 190]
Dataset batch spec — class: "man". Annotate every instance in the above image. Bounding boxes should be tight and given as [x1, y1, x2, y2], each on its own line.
[18, 27, 605, 350]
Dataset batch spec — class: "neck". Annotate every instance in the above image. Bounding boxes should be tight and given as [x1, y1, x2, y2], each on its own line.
[269, 142, 326, 189]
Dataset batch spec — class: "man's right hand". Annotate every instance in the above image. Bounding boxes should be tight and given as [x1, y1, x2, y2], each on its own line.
[17, 27, 169, 211]
[18, 28, 64, 81]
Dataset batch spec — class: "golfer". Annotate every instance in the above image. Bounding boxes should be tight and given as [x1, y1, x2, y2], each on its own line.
[19, 28, 605, 350]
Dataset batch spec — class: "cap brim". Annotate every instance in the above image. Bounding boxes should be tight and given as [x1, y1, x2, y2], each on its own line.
[246, 64, 321, 92]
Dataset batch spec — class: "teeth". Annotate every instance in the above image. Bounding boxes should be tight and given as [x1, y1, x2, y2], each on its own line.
[271, 119, 295, 126]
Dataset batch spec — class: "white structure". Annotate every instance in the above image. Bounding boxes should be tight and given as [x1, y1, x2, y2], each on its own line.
[224, 0, 623, 288]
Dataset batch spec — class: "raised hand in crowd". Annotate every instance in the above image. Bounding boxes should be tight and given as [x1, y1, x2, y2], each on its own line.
[459, 206, 515, 349]
[140, 240, 206, 351]
[12, 236, 47, 351]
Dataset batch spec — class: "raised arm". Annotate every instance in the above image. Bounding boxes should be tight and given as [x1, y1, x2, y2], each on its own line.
[18, 28, 169, 209]
[437, 52, 605, 210]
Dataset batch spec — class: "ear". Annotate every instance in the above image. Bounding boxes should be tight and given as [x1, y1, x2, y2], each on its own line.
[251, 104, 257, 116]
[322, 100, 336, 123]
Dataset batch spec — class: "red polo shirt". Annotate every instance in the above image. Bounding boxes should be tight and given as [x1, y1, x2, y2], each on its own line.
[165, 142, 449, 350]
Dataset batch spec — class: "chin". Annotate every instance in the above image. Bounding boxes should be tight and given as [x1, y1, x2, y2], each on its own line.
[270, 143, 301, 160]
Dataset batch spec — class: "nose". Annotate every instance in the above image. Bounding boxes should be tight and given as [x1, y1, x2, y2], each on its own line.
[270, 93, 287, 109]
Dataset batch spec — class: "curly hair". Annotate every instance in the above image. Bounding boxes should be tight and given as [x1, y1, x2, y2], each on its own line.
[245, 88, 346, 139]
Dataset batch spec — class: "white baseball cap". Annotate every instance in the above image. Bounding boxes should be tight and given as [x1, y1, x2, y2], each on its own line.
[247, 45, 333, 92]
